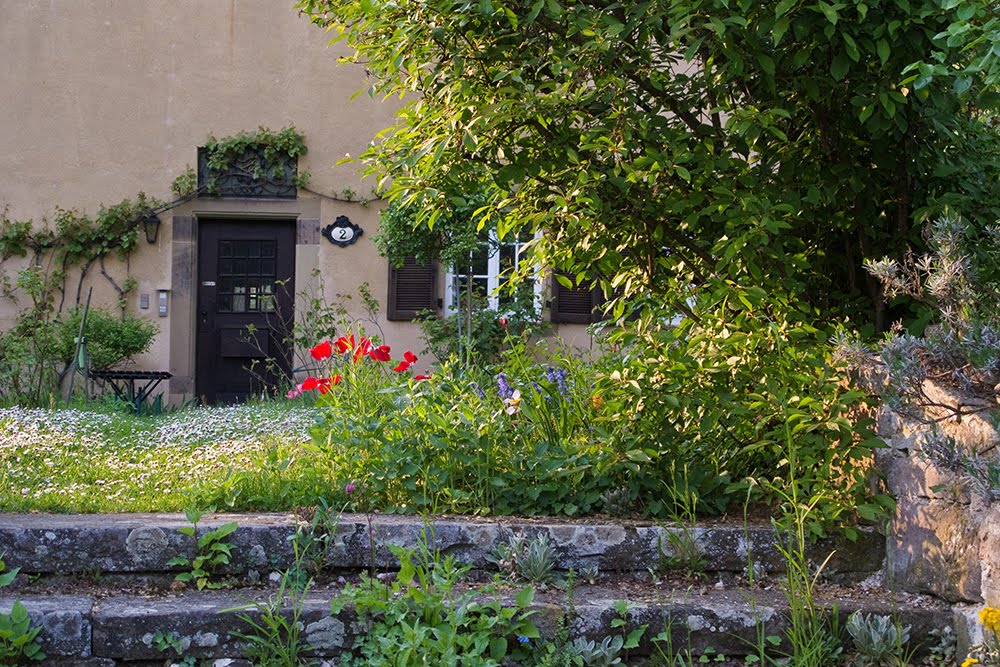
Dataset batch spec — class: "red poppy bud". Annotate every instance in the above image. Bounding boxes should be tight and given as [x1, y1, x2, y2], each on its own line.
[414, 374, 431, 381]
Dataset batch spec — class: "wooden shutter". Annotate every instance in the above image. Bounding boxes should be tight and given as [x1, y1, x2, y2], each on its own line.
[388, 257, 437, 321]
[550, 274, 606, 324]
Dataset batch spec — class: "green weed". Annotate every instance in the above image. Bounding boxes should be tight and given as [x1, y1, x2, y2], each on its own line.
[166, 508, 238, 590]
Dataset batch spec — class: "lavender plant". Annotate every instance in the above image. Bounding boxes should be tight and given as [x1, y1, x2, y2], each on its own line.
[837, 213, 1000, 503]
[836, 213, 1000, 417]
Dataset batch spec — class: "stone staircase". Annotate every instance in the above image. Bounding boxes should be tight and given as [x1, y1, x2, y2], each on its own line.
[0, 513, 951, 665]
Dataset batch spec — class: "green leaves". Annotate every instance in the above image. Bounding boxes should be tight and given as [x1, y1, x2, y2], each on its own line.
[169, 514, 238, 590]
[301, 0, 1000, 330]
[0, 600, 45, 664]
[332, 537, 539, 667]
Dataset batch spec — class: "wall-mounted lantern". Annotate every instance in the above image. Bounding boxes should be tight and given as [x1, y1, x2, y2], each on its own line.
[143, 212, 162, 245]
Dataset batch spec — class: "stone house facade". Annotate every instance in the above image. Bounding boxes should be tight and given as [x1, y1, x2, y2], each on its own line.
[0, 1, 600, 404]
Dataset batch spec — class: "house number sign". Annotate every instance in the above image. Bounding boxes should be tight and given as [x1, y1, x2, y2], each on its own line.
[322, 215, 363, 247]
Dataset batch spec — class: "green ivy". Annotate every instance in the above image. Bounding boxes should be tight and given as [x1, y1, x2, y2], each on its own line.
[203, 125, 310, 190]
[170, 166, 198, 199]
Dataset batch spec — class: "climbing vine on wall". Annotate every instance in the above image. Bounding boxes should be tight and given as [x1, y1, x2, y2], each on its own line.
[0, 194, 160, 314]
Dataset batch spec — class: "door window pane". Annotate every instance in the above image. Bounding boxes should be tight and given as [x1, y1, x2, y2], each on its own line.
[216, 239, 278, 313]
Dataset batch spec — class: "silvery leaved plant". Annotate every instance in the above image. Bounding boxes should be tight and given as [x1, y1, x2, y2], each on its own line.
[845, 611, 911, 667]
[836, 213, 1000, 418]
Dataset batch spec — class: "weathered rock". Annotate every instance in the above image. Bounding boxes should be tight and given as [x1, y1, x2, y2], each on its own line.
[2, 586, 950, 664]
[0, 595, 93, 657]
[878, 386, 1000, 606]
[91, 591, 338, 660]
[0, 512, 952, 665]
[0, 514, 298, 575]
[888, 497, 981, 602]
[881, 448, 972, 503]
[977, 504, 1000, 606]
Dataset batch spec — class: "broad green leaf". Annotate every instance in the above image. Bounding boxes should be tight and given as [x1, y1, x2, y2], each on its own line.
[758, 54, 776, 77]
[772, 16, 790, 45]
[490, 637, 508, 659]
[625, 449, 652, 463]
[842, 33, 859, 62]
[775, 0, 797, 17]
[876, 38, 890, 65]
[818, 0, 839, 24]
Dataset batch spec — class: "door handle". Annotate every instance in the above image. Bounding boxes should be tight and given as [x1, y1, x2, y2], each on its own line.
[200, 309, 208, 326]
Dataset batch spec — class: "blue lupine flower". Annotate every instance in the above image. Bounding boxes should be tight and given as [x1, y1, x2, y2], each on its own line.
[555, 368, 569, 399]
[470, 381, 486, 399]
[497, 373, 514, 399]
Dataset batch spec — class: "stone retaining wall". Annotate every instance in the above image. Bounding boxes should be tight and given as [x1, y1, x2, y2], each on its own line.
[877, 381, 1000, 650]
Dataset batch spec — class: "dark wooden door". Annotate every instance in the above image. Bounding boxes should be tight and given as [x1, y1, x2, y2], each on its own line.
[196, 220, 295, 403]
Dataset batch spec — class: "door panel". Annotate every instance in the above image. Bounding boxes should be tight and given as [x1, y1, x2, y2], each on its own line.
[196, 220, 295, 403]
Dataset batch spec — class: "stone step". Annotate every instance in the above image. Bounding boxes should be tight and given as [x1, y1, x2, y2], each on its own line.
[0, 513, 945, 665]
[0, 512, 883, 583]
[1, 583, 950, 666]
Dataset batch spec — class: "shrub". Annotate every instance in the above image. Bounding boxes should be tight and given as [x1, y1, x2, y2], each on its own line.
[594, 281, 891, 536]
[416, 286, 543, 365]
[302, 332, 610, 516]
[332, 534, 538, 667]
[0, 305, 157, 405]
[300, 279, 890, 533]
[56, 307, 158, 371]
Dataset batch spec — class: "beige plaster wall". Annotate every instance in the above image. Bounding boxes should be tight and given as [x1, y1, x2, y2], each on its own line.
[0, 0, 387, 215]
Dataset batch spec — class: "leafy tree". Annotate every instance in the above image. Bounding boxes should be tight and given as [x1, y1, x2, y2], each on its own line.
[299, 0, 999, 329]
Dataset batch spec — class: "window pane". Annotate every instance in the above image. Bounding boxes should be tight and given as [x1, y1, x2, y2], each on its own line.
[469, 245, 489, 276]
[216, 239, 278, 313]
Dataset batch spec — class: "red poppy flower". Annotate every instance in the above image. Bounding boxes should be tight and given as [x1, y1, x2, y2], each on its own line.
[310, 340, 332, 361]
[369, 345, 391, 362]
[334, 334, 355, 354]
[301, 376, 329, 392]
[414, 374, 431, 381]
[403, 350, 418, 363]
[393, 360, 411, 372]
[300, 375, 342, 394]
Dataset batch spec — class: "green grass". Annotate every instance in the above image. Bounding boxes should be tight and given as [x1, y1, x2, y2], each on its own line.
[0, 401, 324, 512]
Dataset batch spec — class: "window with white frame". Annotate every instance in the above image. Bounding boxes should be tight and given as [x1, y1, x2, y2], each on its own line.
[444, 229, 542, 315]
